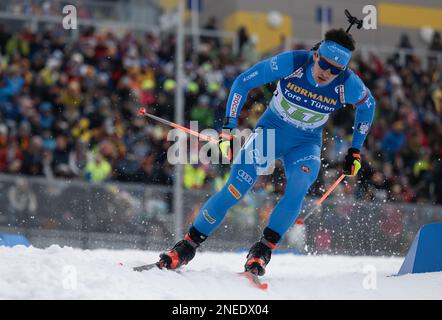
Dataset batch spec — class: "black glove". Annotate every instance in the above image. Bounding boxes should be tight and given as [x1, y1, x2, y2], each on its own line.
[343, 148, 361, 176]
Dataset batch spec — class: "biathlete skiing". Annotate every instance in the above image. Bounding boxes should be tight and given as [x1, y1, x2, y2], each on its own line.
[141, 18, 376, 278]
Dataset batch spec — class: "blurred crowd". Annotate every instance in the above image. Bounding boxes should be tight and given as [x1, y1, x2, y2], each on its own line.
[1, 0, 122, 20]
[0, 23, 441, 206]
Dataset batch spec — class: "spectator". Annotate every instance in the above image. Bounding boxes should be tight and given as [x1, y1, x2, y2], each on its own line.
[5, 30, 30, 57]
[429, 31, 442, 52]
[398, 33, 413, 50]
[0, 135, 23, 174]
[21, 135, 44, 176]
[237, 26, 250, 54]
[397, 33, 414, 66]
[0, 124, 23, 173]
[0, 24, 10, 55]
[190, 95, 214, 129]
[241, 36, 259, 68]
[184, 163, 206, 189]
[202, 16, 221, 49]
[0, 66, 24, 103]
[84, 152, 112, 183]
[51, 135, 73, 178]
[381, 121, 406, 162]
[69, 140, 90, 177]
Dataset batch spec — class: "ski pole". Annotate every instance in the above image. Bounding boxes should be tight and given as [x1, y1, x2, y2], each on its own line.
[137, 107, 233, 143]
[296, 173, 346, 224]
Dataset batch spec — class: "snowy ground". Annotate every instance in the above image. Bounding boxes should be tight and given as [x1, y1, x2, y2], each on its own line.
[1, 245, 441, 299]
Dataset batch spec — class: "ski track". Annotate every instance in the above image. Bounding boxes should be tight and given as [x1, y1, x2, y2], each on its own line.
[1, 245, 441, 299]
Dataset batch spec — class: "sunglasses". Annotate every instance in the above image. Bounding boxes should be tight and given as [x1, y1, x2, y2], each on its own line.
[317, 55, 346, 75]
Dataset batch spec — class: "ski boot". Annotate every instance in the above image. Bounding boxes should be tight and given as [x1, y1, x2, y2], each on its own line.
[157, 227, 206, 270]
[244, 228, 279, 276]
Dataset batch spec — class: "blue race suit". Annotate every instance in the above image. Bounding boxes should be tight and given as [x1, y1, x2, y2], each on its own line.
[192, 50, 376, 242]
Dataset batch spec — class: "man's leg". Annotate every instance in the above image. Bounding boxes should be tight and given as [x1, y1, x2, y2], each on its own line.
[245, 144, 321, 275]
[159, 127, 276, 269]
[191, 161, 258, 236]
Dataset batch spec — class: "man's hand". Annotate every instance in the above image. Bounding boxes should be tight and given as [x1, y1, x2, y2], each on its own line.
[218, 136, 233, 161]
[219, 117, 235, 161]
[343, 148, 361, 176]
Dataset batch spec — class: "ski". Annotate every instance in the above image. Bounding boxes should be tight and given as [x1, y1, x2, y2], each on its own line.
[131, 262, 268, 290]
[238, 271, 268, 290]
[133, 262, 162, 272]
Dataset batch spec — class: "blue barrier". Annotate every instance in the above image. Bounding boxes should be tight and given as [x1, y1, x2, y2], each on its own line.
[398, 222, 442, 275]
[0, 233, 31, 247]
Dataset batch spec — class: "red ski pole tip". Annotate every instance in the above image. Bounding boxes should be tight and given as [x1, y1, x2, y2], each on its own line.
[137, 107, 146, 116]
